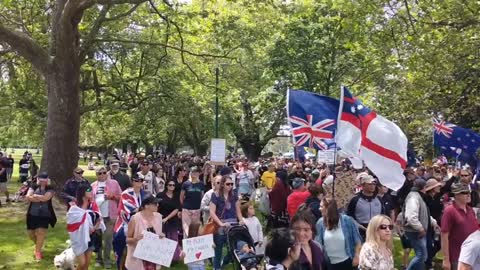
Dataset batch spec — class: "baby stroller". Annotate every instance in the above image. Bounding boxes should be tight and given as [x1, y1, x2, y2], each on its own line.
[13, 178, 33, 202]
[226, 224, 264, 270]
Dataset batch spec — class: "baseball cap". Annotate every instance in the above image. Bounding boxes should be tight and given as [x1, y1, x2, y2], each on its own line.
[357, 172, 376, 184]
[292, 177, 305, 189]
[111, 160, 120, 166]
[131, 174, 142, 181]
[37, 172, 49, 180]
[451, 182, 471, 194]
[311, 169, 320, 176]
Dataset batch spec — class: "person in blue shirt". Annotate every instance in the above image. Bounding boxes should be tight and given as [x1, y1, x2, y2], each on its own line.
[316, 197, 362, 270]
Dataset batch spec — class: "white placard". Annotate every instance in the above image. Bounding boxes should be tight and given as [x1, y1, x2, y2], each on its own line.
[210, 138, 226, 165]
[182, 234, 215, 264]
[133, 231, 178, 267]
[317, 150, 335, 164]
[254, 237, 267, 255]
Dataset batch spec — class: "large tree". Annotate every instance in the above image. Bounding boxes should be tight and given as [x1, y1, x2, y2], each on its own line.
[0, 0, 207, 185]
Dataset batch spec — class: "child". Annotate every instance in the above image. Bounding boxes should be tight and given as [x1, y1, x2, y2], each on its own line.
[241, 202, 264, 249]
[236, 241, 259, 270]
[184, 223, 205, 270]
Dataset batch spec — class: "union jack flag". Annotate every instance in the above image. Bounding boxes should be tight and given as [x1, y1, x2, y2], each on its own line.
[289, 115, 335, 150]
[287, 90, 339, 151]
[433, 118, 455, 138]
[113, 188, 147, 233]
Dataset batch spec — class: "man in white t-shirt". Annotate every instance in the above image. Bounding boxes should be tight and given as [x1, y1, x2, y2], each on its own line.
[91, 167, 122, 268]
[459, 229, 480, 270]
[137, 160, 158, 195]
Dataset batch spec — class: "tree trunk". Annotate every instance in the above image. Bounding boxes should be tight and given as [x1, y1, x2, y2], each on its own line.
[121, 141, 128, 154]
[144, 141, 153, 155]
[40, 1, 83, 187]
[132, 143, 139, 155]
[239, 140, 264, 161]
[42, 66, 81, 187]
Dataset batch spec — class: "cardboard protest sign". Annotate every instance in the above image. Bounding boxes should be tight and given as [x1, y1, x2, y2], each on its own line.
[210, 139, 226, 165]
[182, 234, 215, 264]
[133, 231, 178, 267]
[317, 150, 335, 164]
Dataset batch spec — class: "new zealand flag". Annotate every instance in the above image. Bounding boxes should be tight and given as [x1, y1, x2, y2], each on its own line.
[287, 90, 339, 150]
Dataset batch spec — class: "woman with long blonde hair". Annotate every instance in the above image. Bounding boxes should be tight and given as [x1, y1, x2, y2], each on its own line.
[358, 215, 394, 270]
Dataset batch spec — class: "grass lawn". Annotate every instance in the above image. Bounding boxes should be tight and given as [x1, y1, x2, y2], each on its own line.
[0, 149, 443, 269]
[0, 149, 218, 270]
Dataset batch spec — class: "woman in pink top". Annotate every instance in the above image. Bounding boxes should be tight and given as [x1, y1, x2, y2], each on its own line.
[126, 196, 165, 270]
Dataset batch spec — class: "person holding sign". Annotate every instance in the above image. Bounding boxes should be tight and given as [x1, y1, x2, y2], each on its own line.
[126, 196, 165, 270]
[183, 223, 207, 270]
[209, 176, 244, 270]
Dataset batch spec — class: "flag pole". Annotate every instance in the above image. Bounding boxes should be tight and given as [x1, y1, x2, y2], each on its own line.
[332, 129, 337, 199]
[432, 118, 436, 163]
[332, 86, 345, 199]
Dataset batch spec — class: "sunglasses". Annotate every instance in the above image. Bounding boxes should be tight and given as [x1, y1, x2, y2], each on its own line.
[132, 179, 144, 183]
[75, 171, 84, 174]
[378, 224, 394, 230]
[461, 174, 470, 177]
[460, 191, 471, 195]
[225, 183, 234, 186]
[167, 184, 176, 187]
[97, 172, 107, 175]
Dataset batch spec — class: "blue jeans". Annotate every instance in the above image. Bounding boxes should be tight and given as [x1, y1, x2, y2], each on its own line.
[213, 231, 231, 269]
[405, 231, 427, 270]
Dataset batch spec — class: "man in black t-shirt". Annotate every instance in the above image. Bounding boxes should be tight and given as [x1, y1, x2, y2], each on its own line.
[108, 161, 130, 191]
[19, 154, 30, 183]
[6, 154, 14, 182]
[0, 160, 10, 204]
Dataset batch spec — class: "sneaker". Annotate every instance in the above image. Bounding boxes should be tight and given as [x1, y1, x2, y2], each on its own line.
[6, 199, 11, 203]
[35, 251, 42, 261]
[94, 261, 102, 267]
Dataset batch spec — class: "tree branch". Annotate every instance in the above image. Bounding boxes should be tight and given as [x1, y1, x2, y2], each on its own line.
[0, 24, 50, 74]
[104, 3, 141, 21]
[78, 0, 147, 11]
[79, 4, 111, 62]
[94, 38, 233, 59]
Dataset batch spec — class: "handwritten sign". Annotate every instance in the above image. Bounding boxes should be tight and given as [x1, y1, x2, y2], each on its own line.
[133, 231, 178, 267]
[182, 234, 215, 264]
[210, 139, 226, 165]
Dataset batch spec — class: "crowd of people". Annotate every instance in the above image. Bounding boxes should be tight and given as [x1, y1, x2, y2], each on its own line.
[3, 150, 480, 270]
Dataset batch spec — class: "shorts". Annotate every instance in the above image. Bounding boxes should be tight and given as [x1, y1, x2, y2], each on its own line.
[20, 175, 28, 182]
[0, 182, 7, 192]
[400, 234, 412, 249]
[26, 215, 50, 230]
